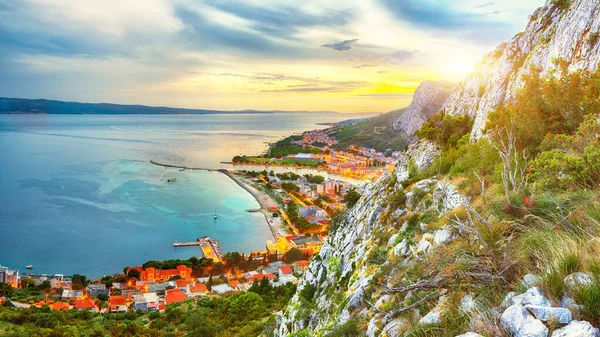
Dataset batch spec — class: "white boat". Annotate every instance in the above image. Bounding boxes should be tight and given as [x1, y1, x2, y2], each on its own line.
[25, 265, 33, 270]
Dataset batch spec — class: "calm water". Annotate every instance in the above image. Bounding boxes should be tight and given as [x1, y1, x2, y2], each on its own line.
[0, 113, 370, 278]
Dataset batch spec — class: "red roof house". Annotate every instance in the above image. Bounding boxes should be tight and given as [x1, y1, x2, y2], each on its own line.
[108, 296, 128, 313]
[175, 279, 194, 288]
[165, 289, 188, 305]
[279, 266, 293, 275]
[75, 299, 97, 312]
[189, 284, 208, 296]
[51, 302, 71, 311]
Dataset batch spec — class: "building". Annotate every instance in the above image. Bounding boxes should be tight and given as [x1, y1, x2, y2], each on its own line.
[211, 284, 233, 294]
[108, 296, 128, 313]
[294, 260, 309, 274]
[164, 289, 188, 305]
[75, 299, 97, 312]
[147, 283, 166, 296]
[298, 205, 327, 218]
[133, 292, 160, 311]
[61, 290, 83, 301]
[0, 265, 19, 288]
[283, 153, 322, 163]
[175, 279, 194, 289]
[86, 284, 109, 297]
[129, 265, 193, 283]
[279, 266, 293, 276]
[188, 284, 208, 297]
[121, 289, 142, 303]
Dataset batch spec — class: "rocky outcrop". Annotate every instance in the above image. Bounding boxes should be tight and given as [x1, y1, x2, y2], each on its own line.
[391, 81, 456, 141]
[443, 0, 600, 139]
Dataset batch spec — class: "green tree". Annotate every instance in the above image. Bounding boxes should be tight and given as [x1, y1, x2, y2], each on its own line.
[226, 292, 265, 319]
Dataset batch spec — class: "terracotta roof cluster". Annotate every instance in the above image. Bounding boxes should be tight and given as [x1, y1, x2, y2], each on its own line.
[108, 296, 127, 306]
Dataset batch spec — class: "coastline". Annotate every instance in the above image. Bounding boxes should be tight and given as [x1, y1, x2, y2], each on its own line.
[150, 160, 286, 240]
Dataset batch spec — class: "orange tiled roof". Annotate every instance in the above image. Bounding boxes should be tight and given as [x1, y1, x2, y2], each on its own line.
[295, 260, 309, 267]
[265, 273, 276, 279]
[52, 302, 71, 311]
[108, 296, 126, 306]
[175, 279, 194, 288]
[75, 299, 96, 309]
[279, 266, 293, 274]
[189, 284, 208, 293]
[228, 280, 240, 288]
[165, 289, 188, 304]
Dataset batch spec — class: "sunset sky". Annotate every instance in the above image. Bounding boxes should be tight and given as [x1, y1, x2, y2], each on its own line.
[0, 0, 543, 113]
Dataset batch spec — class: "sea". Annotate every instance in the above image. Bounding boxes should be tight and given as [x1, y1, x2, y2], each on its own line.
[0, 112, 372, 278]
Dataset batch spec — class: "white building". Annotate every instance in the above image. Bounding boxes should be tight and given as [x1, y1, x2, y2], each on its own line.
[0, 265, 19, 288]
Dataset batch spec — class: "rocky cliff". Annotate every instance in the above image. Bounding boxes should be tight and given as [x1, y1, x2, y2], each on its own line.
[391, 81, 455, 142]
[443, 0, 600, 138]
[276, 1, 600, 336]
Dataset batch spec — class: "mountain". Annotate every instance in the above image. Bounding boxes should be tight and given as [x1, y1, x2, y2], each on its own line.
[392, 81, 455, 142]
[443, 0, 600, 138]
[276, 1, 600, 336]
[329, 81, 455, 153]
[0, 97, 339, 115]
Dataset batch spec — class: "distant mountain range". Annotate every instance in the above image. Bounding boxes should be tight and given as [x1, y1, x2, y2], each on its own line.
[0, 97, 341, 115]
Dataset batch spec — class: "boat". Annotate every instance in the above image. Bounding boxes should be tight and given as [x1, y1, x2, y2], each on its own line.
[25, 265, 33, 270]
[213, 208, 218, 219]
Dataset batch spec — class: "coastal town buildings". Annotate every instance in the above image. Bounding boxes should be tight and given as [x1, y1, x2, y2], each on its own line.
[134, 292, 160, 310]
[0, 265, 19, 288]
[108, 296, 128, 313]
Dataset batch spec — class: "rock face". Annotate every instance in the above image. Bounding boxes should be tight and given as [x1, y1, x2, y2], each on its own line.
[391, 81, 456, 141]
[442, 0, 600, 138]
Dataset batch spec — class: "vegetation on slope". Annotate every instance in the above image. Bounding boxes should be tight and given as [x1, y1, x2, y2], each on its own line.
[296, 60, 600, 336]
[0, 281, 296, 337]
[329, 109, 409, 154]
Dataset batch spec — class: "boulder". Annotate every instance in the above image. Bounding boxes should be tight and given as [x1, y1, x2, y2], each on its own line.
[379, 317, 409, 337]
[524, 305, 572, 324]
[417, 239, 432, 253]
[433, 228, 453, 245]
[552, 320, 600, 337]
[503, 287, 551, 308]
[500, 304, 548, 337]
[394, 239, 410, 257]
[564, 273, 594, 296]
[459, 294, 477, 313]
[561, 296, 583, 312]
[419, 310, 441, 325]
[522, 274, 542, 288]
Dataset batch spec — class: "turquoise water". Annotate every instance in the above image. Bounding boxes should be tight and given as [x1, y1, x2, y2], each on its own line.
[0, 113, 369, 278]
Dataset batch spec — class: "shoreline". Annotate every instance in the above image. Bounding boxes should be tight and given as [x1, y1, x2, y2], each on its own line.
[150, 160, 286, 240]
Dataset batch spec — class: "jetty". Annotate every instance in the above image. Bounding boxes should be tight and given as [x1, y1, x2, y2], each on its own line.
[150, 160, 216, 172]
[173, 236, 223, 262]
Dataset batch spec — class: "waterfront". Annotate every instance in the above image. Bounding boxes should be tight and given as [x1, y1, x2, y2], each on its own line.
[0, 113, 371, 278]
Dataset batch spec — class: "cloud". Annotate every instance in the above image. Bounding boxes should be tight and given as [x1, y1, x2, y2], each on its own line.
[475, 2, 496, 9]
[353, 64, 377, 68]
[379, 0, 515, 44]
[261, 87, 338, 93]
[321, 39, 358, 51]
[388, 50, 418, 64]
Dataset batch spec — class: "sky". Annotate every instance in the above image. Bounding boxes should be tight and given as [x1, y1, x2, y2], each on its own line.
[0, 0, 544, 113]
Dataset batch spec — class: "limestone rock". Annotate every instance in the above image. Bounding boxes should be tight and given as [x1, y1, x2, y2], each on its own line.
[552, 320, 600, 337]
[392, 81, 456, 140]
[455, 333, 484, 337]
[433, 227, 453, 245]
[503, 287, 551, 308]
[500, 304, 548, 337]
[522, 274, 542, 288]
[419, 310, 441, 325]
[564, 272, 594, 296]
[393, 239, 410, 257]
[524, 305, 572, 324]
[443, 0, 600, 139]
[379, 318, 409, 337]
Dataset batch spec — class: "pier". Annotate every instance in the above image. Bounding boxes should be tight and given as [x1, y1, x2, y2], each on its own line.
[173, 236, 223, 262]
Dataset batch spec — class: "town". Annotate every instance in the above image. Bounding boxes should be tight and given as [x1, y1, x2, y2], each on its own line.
[232, 127, 398, 181]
